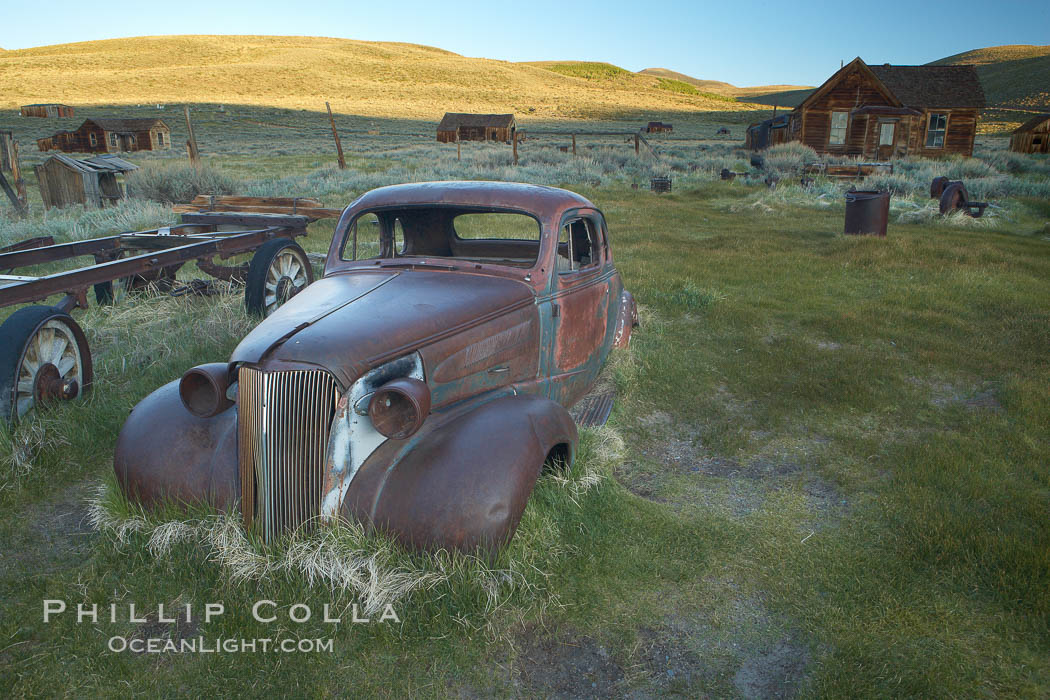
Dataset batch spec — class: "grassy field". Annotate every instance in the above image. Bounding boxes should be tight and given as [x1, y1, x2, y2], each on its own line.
[0, 103, 1049, 697]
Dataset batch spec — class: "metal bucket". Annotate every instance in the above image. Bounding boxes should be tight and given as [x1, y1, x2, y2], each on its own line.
[844, 190, 889, 236]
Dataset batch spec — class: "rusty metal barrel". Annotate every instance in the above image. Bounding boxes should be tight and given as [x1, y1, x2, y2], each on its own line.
[844, 190, 890, 236]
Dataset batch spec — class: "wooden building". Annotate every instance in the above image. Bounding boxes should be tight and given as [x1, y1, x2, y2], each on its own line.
[747, 58, 985, 158]
[34, 154, 137, 209]
[745, 114, 790, 150]
[1010, 114, 1050, 154]
[437, 113, 515, 143]
[20, 103, 75, 118]
[38, 118, 171, 153]
[646, 121, 673, 133]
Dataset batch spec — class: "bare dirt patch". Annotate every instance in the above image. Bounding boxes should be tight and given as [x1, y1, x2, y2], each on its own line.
[514, 626, 625, 698]
[733, 636, 811, 699]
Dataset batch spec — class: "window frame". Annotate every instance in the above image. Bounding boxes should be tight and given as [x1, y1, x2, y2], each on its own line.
[925, 112, 948, 149]
[878, 121, 896, 147]
[829, 111, 849, 145]
[556, 212, 606, 280]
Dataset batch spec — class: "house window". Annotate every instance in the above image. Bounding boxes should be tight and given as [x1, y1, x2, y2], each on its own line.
[879, 122, 895, 146]
[89, 133, 97, 147]
[156, 132, 165, 147]
[829, 111, 848, 145]
[109, 133, 118, 147]
[129, 135, 136, 146]
[926, 113, 947, 148]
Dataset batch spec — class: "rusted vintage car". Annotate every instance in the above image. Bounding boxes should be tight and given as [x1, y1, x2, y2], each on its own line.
[115, 181, 638, 553]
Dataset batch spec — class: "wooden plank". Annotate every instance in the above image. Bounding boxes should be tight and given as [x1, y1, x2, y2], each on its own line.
[186, 195, 325, 208]
[172, 203, 343, 219]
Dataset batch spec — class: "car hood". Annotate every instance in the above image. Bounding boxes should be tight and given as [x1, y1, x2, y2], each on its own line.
[230, 269, 535, 388]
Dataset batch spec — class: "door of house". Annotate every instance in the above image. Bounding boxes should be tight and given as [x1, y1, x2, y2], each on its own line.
[878, 121, 896, 160]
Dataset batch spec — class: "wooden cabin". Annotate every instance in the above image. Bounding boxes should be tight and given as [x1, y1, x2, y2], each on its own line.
[745, 115, 790, 150]
[34, 154, 137, 209]
[39, 118, 171, 153]
[20, 103, 75, 118]
[437, 113, 515, 143]
[749, 58, 984, 158]
[646, 121, 673, 133]
[1010, 114, 1050, 154]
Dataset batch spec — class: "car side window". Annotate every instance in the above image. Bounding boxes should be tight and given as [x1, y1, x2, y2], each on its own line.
[345, 213, 383, 260]
[557, 217, 601, 275]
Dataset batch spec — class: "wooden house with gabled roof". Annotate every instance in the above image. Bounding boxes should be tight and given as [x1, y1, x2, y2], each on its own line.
[38, 118, 171, 154]
[747, 58, 985, 158]
[437, 113, 515, 143]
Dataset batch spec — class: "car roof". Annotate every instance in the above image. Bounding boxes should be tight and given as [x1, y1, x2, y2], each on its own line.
[348, 181, 596, 220]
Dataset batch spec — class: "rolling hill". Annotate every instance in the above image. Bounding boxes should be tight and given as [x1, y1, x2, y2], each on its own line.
[0, 36, 757, 120]
[928, 44, 1050, 108]
[639, 67, 812, 105]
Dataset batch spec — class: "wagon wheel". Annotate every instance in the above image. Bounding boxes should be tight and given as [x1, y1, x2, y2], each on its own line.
[244, 239, 314, 317]
[0, 306, 93, 423]
[930, 176, 950, 199]
[939, 183, 968, 215]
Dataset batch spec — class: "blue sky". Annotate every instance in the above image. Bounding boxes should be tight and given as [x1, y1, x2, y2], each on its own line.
[1, 0, 1046, 86]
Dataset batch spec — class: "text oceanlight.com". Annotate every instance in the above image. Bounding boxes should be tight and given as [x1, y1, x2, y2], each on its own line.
[108, 636, 335, 654]
[43, 599, 401, 653]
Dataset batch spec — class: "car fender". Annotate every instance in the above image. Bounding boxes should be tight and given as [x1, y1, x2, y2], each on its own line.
[613, 289, 639, 348]
[114, 380, 239, 510]
[341, 393, 578, 553]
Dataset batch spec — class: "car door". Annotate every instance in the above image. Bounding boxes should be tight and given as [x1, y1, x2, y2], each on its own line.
[544, 209, 613, 406]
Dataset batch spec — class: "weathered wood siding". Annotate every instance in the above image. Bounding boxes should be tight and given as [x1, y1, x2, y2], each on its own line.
[798, 67, 894, 156]
[34, 160, 86, 209]
[1010, 117, 1050, 154]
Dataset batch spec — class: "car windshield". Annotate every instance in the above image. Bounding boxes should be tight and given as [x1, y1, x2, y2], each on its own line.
[340, 208, 542, 268]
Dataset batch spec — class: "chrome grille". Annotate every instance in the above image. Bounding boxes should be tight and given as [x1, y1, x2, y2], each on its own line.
[238, 367, 340, 540]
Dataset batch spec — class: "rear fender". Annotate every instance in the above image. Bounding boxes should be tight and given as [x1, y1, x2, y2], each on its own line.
[341, 393, 577, 553]
[613, 289, 639, 348]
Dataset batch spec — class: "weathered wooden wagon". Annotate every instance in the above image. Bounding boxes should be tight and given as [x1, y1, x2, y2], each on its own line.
[1010, 114, 1050, 154]
[20, 104, 75, 118]
[34, 154, 138, 210]
[0, 197, 345, 422]
[748, 58, 985, 158]
[437, 113, 515, 143]
[39, 118, 171, 153]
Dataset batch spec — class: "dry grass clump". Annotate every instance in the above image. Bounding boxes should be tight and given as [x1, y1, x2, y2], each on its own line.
[88, 425, 623, 618]
[128, 161, 241, 204]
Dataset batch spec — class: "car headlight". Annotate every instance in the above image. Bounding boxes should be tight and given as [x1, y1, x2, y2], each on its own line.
[179, 363, 234, 418]
[368, 377, 430, 439]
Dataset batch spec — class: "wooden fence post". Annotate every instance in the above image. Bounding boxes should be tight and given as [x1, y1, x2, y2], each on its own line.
[634, 133, 639, 155]
[572, 133, 576, 156]
[513, 130, 518, 165]
[11, 140, 27, 212]
[184, 106, 201, 169]
[326, 102, 347, 170]
[0, 171, 26, 217]
[457, 138, 461, 162]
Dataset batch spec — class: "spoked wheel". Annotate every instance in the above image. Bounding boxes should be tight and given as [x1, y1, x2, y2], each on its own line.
[0, 306, 93, 423]
[245, 239, 314, 317]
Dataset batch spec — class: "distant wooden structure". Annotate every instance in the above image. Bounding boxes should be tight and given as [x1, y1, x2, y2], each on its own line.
[38, 118, 171, 153]
[437, 113, 515, 143]
[747, 58, 985, 158]
[0, 131, 16, 172]
[645, 121, 673, 133]
[1010, 114, 1050, 154]
[34, 154, 138, 209]
[20, 103, 75, 118]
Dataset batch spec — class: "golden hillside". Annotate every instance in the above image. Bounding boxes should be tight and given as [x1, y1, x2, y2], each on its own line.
[639, 67, 812, 103]
[929, 44, 1050, 107]
[0, 35, 756, 119]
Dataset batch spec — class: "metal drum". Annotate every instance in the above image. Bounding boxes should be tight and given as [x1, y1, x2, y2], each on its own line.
[844, 190, 890, 236]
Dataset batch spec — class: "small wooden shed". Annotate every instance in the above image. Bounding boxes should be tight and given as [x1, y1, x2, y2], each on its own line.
[437, 113, 515, 143]
[1010, 114, 1050, 154]
[34, 154, 138, 209]
[646, 121, 673, 133]
[20, 103, 75, 118]
[39, 118, 171, 153]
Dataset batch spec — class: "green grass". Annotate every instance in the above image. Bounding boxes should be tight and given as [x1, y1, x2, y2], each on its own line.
[537, 61, 633, 81]
[1, 105, 1049, 697]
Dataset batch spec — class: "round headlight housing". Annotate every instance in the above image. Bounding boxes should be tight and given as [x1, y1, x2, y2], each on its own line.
[179, 363, 234, 418]
[368, 377, 430, 439]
